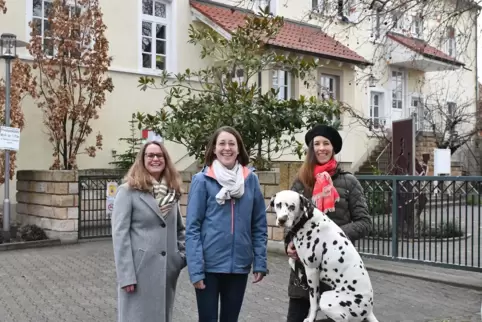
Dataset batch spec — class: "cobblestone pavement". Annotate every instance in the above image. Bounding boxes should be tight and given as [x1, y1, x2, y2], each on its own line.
[0, 240, 480, 322]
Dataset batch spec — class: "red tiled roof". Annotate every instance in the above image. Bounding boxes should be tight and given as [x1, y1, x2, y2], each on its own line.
[190, 0, 370, 66]
[387, 32, 464, 67]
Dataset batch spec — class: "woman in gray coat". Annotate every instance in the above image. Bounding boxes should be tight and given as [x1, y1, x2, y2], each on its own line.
[112, 141, 187, 322]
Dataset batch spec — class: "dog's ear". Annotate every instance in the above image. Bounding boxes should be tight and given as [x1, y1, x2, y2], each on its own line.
[299, 194, 314, 217]
[269, 193, 276, 209]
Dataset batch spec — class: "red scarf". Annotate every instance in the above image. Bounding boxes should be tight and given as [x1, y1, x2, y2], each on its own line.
[312, 159, 340, 213]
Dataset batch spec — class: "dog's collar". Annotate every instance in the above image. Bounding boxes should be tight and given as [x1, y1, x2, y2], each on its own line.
[289, 216, 310, 236]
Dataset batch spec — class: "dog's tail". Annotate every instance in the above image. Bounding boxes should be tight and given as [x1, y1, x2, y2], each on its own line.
[365, 312, 379, 322]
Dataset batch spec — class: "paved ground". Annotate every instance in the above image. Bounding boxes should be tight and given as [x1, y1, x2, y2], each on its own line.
[0, 240, 481, 322]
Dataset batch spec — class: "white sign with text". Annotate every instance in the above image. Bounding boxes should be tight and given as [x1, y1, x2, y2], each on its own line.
[0, 126, 20, 151]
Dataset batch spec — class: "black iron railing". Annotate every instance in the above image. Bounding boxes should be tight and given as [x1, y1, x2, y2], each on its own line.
[78, 175, 123, 239]
[354, 175, 482, 272]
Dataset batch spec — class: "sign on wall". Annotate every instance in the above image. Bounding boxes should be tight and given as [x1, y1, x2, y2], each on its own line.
[0, 126, 20, 151]
[106, 182, 118, 219]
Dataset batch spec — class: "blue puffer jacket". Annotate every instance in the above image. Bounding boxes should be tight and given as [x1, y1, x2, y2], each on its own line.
[185, 165, 268, 284]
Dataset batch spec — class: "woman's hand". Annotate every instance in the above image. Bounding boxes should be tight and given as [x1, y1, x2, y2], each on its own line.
[287, 241, 298, 260]
[252, 272, 264, 283]
[193, 280, 206, 289]
[160, 203, 173, 214]
[122, 284, 136, 293]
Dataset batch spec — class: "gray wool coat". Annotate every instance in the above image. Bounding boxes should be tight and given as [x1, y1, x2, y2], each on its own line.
[111, 183, 187, 322]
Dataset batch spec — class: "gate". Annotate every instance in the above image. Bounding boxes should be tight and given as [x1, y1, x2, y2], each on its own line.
[78, 174, 123, 239]
[355, 175, 482, 272]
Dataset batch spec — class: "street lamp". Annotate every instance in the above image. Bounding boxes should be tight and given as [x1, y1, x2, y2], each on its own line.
[368, 74, 378, 87]
[0, 33, 27, 242]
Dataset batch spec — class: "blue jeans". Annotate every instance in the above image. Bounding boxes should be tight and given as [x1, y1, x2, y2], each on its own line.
[195, 273, 249, 322]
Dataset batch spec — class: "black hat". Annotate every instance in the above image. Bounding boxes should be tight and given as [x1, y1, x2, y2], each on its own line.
[305, 124, 343, 154]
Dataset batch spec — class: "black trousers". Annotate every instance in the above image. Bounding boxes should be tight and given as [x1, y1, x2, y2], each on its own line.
[195, 273, 249, 322]
[286, 297, 334, 322]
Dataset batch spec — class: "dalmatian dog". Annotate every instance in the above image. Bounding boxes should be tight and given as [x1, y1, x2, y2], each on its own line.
[270, 190, 379, 322]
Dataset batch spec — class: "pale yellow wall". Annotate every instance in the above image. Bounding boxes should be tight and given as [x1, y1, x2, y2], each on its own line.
[266, 0, 477, 168]
[0, 0, 477, 208]
[0, 0, 217, 207]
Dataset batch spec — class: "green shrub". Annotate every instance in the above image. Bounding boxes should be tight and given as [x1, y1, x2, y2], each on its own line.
[18, 224, 48, 241]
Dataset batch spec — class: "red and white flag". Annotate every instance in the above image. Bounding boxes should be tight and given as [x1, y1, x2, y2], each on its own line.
[142, 129, 163, 143]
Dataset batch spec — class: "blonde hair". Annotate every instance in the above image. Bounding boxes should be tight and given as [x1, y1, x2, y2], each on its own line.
[124, 141, 182, 193]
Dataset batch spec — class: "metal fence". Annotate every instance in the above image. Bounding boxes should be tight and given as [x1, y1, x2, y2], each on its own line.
[78, 174, 123, 239]
[354, 175, 482, 272]
[77, 173, 482, 271]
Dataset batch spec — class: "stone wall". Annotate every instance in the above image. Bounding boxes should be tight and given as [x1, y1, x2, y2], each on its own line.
[14, 165, 302, 243]
[416, 133, 463, 176]
[16, 170, 78, 242]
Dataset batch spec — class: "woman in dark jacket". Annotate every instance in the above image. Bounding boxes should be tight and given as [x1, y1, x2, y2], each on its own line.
[284, 124, 372, 322]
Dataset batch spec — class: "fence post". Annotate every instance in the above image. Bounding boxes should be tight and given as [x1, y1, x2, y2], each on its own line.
[77, 177, 82, 240]
[391, 177, 398, 259]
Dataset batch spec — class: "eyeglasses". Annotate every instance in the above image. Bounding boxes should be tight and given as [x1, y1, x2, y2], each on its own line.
[145, 153, 164, 160]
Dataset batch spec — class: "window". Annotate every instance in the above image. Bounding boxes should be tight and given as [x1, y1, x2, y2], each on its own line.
[391, 70, 403, 109]
[272, 70, 291, 100]
[447, 101, 456, 115]
[391, 11, 405, 31]
[446, 26, 456, 57]
[338, 0, 354, 18]
[312, 0, 324, 12]
[411, 15, 423, 38]
[370, 92, 384, 129]
[31, 0, 84, 56]
[319, 74, 339, 100]
[411, 96, 424, 130]
[313, 0, 353, 18]
[223, 68, 244, 85]
[141, 0, 170, 71]
[255, 0, 276, 14]
[371, 8, 382, 40]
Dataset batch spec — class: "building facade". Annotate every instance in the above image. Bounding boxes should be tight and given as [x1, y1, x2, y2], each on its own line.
[0, 0, 478, 203]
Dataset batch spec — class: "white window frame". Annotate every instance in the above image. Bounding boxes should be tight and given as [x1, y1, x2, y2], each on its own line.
[26, 0, 89, 57]
[410, 95, 426, 131]
[312, 0, 325, 13]
[391, 10, 405, 32]
[411, 14, 423, 39]
[255, 0, 277, 15]
[446, 26, 456, 57]
[222, 67, 244, 87]
[339, 0, 355, 18]
[139, 0, 175, 73]
[319, 74, 339, 100]
[272, 70, 291, 100]
[369, 91, 385, 129]
[447, 101, 456, 116]
[371, 9, 382, 40]
[391, 70, 404, 109]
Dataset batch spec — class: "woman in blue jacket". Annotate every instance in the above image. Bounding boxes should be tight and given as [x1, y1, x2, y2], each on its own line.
[186, 126, 268, 322]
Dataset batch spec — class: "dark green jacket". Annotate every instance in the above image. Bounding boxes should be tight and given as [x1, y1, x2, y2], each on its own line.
[283, 168, 372, 299]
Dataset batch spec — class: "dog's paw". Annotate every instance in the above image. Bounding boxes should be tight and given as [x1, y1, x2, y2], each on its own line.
[302, 318, 314, 322]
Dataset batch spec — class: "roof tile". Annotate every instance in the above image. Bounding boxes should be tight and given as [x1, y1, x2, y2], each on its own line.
[190, 0, 370, 65]
[387, 32, 464, 66]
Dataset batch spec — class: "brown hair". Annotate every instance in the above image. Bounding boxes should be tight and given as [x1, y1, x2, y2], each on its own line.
[204, 126, 250, 167]
[124, 141, 182, 193]
[297, 141, 319, 191]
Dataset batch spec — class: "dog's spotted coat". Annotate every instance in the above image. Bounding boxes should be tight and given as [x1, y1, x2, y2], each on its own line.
[270, 190, 379, 322]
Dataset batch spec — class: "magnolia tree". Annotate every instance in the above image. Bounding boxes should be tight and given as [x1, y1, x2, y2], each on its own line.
[0, 3, 37, 184]
[27, 0, 113, 170]
[137, 11, 342, 170]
